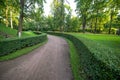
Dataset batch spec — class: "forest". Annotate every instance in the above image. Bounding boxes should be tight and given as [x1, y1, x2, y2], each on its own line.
[0, 0, 120, 36]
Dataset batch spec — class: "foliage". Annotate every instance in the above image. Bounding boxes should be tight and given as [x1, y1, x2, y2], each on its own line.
[75, 0, 120, 34]
[0, 40, 47, 61]
[50, 0, 65, 31]
[0, 33, 47, 56]
[74, 33, 120, 50]
[0, 24, 36, 38]
[0, 24, 17, 37]
[24, 0, 45, 31]
[47, 32, 120, 80]
[66, 39, 84, 80]
[75, 0, 92, 32]
[0, 0, 45, 37]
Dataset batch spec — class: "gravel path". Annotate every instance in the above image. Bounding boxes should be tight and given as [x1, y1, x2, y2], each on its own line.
[0, 35, 73, 80]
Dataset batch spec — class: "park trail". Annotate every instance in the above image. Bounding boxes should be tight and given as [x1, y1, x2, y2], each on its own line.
[0, 35, 73, 80]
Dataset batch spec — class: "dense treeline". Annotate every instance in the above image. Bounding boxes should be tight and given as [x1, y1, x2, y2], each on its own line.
[75, 0, 120, 34]
[47, 0, 120, 34]
[0, 0, 120, 35]
[0, 0, 45, 37]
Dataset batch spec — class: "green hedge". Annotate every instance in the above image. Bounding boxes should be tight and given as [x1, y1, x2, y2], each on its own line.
[47, 32, 120, 80]
[0, 33, 47, 56]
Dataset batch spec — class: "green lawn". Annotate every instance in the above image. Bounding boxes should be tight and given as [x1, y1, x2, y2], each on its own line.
[0, 24, 47, 61]
[63, 32, 120, 79]
[47, 32, 120, 79]
[70, 33, 120, 51]
[70, 33, 120, 49]
[0, 24, 17, 37]
[0, 24, 36, 39]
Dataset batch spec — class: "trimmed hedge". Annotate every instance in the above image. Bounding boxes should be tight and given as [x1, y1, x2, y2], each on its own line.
[47, 32, 120, 80]
[0, 33, 47, 56]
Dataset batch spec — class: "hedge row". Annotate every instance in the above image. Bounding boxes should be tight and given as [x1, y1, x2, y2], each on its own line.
[47, 32, 120, 80]
[0, 33, 47, 56]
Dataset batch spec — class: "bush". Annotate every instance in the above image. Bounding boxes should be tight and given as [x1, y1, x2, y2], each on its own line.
[111, 28, 117, 34]
[47, 32, 120, 80]
[0, 33, 47, 56]
[33, 31, 42, 35]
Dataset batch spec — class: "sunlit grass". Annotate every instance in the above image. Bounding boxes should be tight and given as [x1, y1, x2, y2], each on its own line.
[70, 33, 120, 50]
[0, 24, 37, 39]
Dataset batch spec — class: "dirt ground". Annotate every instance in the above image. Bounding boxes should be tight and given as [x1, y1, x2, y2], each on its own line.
[0, 35, 73, 80]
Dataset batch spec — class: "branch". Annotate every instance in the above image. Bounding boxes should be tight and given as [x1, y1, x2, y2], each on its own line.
[25, 2, 33, 9]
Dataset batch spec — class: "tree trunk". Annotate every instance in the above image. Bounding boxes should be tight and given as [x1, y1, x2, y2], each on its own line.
[6, 5, 9, 27]
[117, 27, 120, 35]
[60, 0, 64, 32]
[94, 10, 98, 33]
[82, 16, 86, 33]
[18, 0, 24, 38]
[10, 10, 13, 29]
[108, 10, 113, 34]
[94, 17, 98, 33]
[90, 25, 93, 33]
[119, 27, 120, 35]
[90, 20, 93, 33]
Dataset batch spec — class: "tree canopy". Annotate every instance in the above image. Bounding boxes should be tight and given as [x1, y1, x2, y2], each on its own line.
[0, 0, 120, 35]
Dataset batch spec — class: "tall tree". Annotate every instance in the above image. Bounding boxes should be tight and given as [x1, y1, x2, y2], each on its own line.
[51, 0, 65, 31]
[18, 0, 45, 37]
[18, 0, 24, 37]
[75, 0, 92, 33]
[64, 4, 72, 32]
[59, 0, 65, 31]
[108, 0, 119, 34]
[0, 0, 19, 28]
[0, 0, 5, 23]
[90, 0, 109, 33]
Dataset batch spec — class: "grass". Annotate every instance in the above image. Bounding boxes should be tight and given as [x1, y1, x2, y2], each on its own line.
[0, 24, 17, 37]
[0, 24, 37, 39]
[68, 33, 120, 79]
[0, 24, 47, 61]
[22, 31, 36, 37]
[70, 33, 120, 49]
[48, 32, 120, 79]
[0, 40, 47, 61]
[69, 33, 120, 54]
[0, 35, 4, 40]
[66, 39, 84, 80]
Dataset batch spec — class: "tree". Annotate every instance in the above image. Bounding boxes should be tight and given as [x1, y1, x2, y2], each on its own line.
[18, 0, 45, 37]
[18, 0, 24, 37]
[64, 4, 72, 32]
[0, 0, 5, 23]
[75, 0, 92, 33]
[89, 0, 110, 33]
[51, 0, 65, 31]
[108, 0, 119, 34]
[70, 16, 80, 32]
[59, 0, 65, 31]
[46, 15, 54, 31]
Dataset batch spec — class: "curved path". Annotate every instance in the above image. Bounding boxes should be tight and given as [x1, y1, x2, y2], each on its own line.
[0, 35, 73, 80]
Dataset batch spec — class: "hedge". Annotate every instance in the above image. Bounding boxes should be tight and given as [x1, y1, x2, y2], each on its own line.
[47, 32, 120, 80]
[0, 33, 47, 56]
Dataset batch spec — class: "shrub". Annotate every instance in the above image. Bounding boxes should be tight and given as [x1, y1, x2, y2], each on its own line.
[33, 31, 42, 35]
[0, 33, 47, 56]
[47, 32, 120, 80]
[111, 28, 117, 34]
